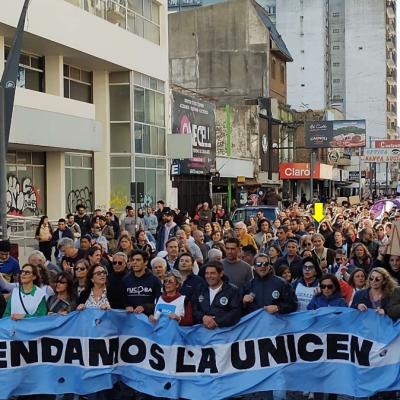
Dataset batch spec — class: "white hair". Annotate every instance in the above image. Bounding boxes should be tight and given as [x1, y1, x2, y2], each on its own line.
[28, 250, 46, 262]
[150, 257, 167, 269]
[208, 248, 223, 261]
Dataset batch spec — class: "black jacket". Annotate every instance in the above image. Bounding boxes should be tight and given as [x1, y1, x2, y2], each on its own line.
[274, 255, 303, 280]
[180, 273, 207, 302]
[74, 214, 92, 236]
[192, 281, 242, 327]
[121, 271, 162, 315]
[242, 273, 298, 314]
[108, 270, 129, 309]
[351, 288, 390, 312]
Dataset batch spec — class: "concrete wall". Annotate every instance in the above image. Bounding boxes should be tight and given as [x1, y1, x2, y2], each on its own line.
[345, 0, 387, 138]
[169, 0, 270, 106]
[276, 0, 327, 110]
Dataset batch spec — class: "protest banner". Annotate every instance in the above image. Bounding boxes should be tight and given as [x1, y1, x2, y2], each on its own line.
[0, 308, 400, 399]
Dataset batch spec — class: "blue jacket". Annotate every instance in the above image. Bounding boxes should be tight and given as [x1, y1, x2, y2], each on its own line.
[307, 292, 348, 310]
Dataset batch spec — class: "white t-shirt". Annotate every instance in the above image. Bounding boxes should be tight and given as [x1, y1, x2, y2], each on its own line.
[209, 284, 223, 304]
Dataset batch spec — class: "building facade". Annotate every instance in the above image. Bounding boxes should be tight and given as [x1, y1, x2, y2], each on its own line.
[0, 0, 169, 218]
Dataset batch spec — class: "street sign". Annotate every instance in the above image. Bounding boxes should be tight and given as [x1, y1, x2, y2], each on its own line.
[130, 182, 144, 204]
[328, 150, 340, 164]
[374, 140, 400, 149]
[349, 171, 360, 181]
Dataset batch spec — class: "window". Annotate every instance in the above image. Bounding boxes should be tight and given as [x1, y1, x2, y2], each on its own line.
[333, 28, 340, 33]
[64, 65, 93, 103]
[280, 64, 285, 84]
[332, 12, 340, 17]
[301, 84, 305, 87]
[333, 45, 340, 50]
[65, 153, 94, 214]
[271, 58, 276, 79]
[4, 47, 44, 92]
[333, 78, 340, 83]
[300, 50, 305, 53]
[333, 62, 340, 67]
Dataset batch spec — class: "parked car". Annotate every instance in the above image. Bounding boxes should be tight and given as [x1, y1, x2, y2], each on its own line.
[231, 206, 279, 224]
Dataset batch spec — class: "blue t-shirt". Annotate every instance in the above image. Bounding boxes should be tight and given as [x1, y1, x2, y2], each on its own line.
[0, 256, 20, 282]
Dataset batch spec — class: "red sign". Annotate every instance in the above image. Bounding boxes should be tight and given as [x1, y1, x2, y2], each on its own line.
[279, 163, 321, 180]
[374, 140, 400, 148]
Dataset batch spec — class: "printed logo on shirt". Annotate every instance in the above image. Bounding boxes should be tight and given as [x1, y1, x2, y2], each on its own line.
[155, 303, 176, 315]
[198, 295, 204, 303]
[127, 286, 153, 295]
[219, 296, 228, 306]
[272, 290, 280, 300]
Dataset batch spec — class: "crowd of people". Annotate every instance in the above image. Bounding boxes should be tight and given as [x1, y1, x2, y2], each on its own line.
[1, 198, 400, 400]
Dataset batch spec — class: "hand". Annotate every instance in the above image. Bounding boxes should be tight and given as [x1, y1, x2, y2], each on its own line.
[134, 306, 144, 314]
[357, 304, 368, 312]
[243, 294, 255, 304]
[149, 315, 157, 324]
[320, 259, 328, 269]
[169, 313, 181, 322]
[126, 306, 134, 313]
[264, 305, 279, 314]
[77, 304, 85, 311]
[376, 307, 385, 316]
[202, 315, 217, 329]
[100, 304, 110, 310]
[11, 313, 25, 320]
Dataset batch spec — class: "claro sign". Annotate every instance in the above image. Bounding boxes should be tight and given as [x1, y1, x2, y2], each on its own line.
[279, 163, 324, 180]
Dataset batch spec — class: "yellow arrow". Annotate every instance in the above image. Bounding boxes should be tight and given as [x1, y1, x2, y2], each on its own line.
[312, 203, 325, 223]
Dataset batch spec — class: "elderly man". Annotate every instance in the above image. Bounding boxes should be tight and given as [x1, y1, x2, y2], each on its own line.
[234, 222, 257, 251]
[108, 252, 129, 309]
[199, 202, 213, 228]
[176, 229, 203, 265]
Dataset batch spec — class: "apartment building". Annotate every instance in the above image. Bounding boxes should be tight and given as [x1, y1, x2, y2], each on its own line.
[0, 0, 169, 218]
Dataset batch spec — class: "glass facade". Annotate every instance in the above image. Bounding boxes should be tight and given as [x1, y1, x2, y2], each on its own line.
[6, 152, 46, 216]
[66, 0, 161, 45]
[65, 153, 94, 214]
[64, 64, 93, 103]
[109, 71, 166, 211]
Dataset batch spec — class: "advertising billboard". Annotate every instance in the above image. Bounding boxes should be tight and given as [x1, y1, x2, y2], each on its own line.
[305, 120, 366, 149]
[171, 91, 216, 175]
[362, 148, 400, 162]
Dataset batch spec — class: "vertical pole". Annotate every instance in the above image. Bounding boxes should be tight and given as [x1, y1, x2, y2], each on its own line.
[267, 98, 273, 181]
[0, 87, 8, 240]
[310, 150, 315, 204]
[226, 104, 232, 211]
[369, 137, 373, 195]
[385, 162, 389, 196]
[358, 147, 362, 198]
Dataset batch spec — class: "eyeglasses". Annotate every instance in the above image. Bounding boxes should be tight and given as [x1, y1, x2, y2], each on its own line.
[75, 267, 87, 272]
[369, 276, 382, 282]
[56, 280, 67, 284]
[93, 270, 107, 276]
[335, 258, 343, 263]
[113, 261, 124, 266]
[303, 265, 315, 270]
[21, 270, 33, 275]
[255, 261, 271, 268]
[320, 284, 334, 290]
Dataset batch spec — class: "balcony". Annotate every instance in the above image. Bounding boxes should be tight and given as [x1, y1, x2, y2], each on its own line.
[387, 57, 396, 69]
[387, 92, 396, 102]
[386, 38, 395, 50]
[387, 2, 396, 19]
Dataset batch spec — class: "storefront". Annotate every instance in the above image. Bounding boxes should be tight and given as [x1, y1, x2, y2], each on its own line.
[279, 162, 333, 201]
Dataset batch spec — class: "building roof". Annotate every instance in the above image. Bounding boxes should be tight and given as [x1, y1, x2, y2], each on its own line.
[250, 0, 293, 62]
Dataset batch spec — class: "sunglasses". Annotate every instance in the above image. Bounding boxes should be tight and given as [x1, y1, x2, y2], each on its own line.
[21, 270, 33, 275]
[303, 265, 315, 270]
[56, 280, 68, 284]
[335, 258, 343, 263]
[75, 267, 87, 272]
[93, 270, 107, 276]
[255, 261, 271, 268]
[113, 261, 124, 266]
[369, 276, 382, 282]
[321, 284, 334, 290]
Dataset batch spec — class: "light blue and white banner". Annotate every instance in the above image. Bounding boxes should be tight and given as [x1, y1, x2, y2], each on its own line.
[0, 307, 400, 399]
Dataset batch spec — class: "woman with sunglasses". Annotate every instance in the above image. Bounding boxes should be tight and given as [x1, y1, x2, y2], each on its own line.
[307, 274, 347, 310]
[3, 264, 47, 319]
[47, 272, 77, 315]
[73, 259, 90, 297]
[77, 264, 111, 311]
[149, 270, 194, 326]
[351, 267, 397, 315]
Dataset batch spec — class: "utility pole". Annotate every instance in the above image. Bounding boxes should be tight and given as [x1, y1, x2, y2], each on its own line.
[310, 151, 315, 203]
[0, 88, 7, 239]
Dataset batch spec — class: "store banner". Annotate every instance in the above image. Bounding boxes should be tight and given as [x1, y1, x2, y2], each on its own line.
[171, 91, 216, 175]
[305, 120, 366, 149]
[1, 308, 400, 399]
[363, 148, 400, 162]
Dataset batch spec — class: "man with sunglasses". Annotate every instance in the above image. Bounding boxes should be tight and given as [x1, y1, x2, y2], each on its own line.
[243, 253, 297, 315]
[108, 252, 129, 309]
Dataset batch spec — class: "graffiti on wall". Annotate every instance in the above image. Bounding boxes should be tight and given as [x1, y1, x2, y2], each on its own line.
[6, 175, 42, 216]
[67, 187, 93, 214]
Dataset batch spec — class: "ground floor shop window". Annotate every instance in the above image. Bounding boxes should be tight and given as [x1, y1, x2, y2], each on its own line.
[65, 153, 94, 214]
[6, 151, 45, 216]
